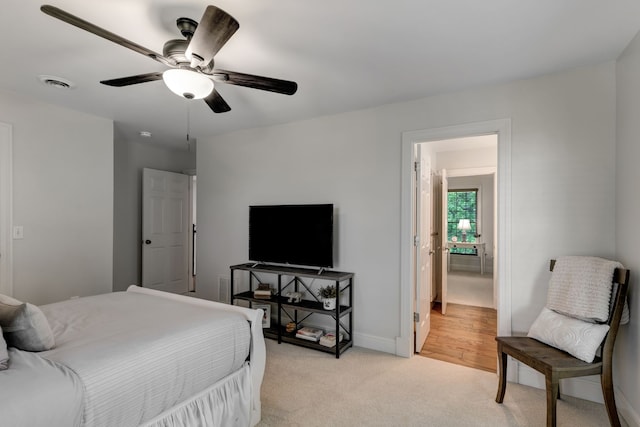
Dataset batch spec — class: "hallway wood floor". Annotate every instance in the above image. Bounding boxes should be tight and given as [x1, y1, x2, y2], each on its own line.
[420, 302, 497, 373]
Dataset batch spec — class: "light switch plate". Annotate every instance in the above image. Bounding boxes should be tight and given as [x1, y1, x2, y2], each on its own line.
[12, 226, 23, 239]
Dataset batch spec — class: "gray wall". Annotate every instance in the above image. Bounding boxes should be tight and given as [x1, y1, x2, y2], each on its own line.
[194, 59, 628, 412]
[196, 61, 616, 352]
[112, 137, 195, 291]
[0, 89, 113, 304]
[615, 29, 640, 425]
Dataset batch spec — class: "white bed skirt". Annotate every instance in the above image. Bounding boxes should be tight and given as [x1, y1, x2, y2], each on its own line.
[142, 363, 252, 427]
[127, 286, 265, 427]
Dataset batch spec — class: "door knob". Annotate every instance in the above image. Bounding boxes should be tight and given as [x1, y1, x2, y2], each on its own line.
[145, 239, 152, 245]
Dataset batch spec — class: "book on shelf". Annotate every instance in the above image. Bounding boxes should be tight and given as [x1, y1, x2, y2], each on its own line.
[295, 333, 322, 342]
[295, 326, 324, 341]
[319, 332, 344, 348]
[253, 292, 272, 299]
[254, 284, 273, 299]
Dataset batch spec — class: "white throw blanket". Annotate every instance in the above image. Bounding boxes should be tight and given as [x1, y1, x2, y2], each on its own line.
[546, 256, 629, 324]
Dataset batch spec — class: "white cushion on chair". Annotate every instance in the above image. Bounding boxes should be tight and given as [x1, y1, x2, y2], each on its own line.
[527, 307, 609, 363]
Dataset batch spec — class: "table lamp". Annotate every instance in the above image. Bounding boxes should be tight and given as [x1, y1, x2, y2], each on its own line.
[457, 219, 471, 242]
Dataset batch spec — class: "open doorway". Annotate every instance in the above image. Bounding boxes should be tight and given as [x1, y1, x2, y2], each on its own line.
[440, 171, 496, 310]
[420, 143, 498, 371]
[400, 119, 512, 366]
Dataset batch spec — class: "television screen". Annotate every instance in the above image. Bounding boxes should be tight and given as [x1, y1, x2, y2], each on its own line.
[249, 204, 334, 268]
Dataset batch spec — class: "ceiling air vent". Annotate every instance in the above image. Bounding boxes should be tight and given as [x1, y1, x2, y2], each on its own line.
[38, 75, 75, 89]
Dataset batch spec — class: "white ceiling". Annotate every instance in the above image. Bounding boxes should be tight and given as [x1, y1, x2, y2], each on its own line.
[2, 1, 640, 150]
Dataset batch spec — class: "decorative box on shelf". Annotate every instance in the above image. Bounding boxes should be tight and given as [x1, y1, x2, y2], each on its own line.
[319, 332, 343, 348]
[295, 326, 324, 342]
[253, 283, 273, 299]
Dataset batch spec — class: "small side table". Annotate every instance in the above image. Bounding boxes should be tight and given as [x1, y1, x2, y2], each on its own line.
[447, 242, 486, 274]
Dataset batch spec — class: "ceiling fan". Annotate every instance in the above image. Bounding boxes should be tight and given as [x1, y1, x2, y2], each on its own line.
[40, 4, 298, 113]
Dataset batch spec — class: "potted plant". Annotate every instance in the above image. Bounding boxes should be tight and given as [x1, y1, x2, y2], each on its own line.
[317, 285, 339, 310]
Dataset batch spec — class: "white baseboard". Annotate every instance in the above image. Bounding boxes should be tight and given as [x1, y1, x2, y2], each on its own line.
[517, 364, 546, 390]
[617, 389, 640, 427]
[353, 332, 396, 355]
[517, 363, 638, 427]
[518, 364, 604, 402]
[561, 376, 605, 403]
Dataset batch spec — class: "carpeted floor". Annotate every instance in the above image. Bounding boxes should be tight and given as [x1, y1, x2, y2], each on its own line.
[447, 271, 494, 308]
[258, 340, 623, 427]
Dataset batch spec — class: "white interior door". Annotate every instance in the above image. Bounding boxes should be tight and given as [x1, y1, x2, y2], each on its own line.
[440, 169, 449, 315]
[414, 144, 432, 352]
[142, 168, 189, 294]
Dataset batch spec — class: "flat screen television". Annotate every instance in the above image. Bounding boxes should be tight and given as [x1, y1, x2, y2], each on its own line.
[249, 204, 334, 268]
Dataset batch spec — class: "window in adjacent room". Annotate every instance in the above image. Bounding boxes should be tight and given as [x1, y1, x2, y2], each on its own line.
[448, 189, 478, 255]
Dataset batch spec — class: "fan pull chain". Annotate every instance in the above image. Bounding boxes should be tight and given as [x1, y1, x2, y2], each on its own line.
[186, 101, 191, 152]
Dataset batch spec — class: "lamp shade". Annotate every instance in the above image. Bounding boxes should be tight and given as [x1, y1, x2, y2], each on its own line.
[457, 219, 471, 231]
[162, 69, 214, 99]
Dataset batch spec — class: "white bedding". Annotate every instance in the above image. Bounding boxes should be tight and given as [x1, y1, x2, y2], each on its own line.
[0, 287, 266, 427]
[0, 348, 83, 426]
[40, 291, 251, 426]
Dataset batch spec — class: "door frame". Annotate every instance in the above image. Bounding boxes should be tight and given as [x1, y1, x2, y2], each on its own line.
[188, 174, 196, 292]
[440, 169, 449, 315]
[0, 122, 12, 296]
[399, 119, 512, 360]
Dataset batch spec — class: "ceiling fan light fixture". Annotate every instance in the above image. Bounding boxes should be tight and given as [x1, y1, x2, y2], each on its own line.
[162, 69, 213, 100]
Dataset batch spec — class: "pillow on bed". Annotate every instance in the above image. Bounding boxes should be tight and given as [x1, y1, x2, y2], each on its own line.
[0, 326, 8, 370]
[527, 307, 609, 363]
[0, 294, 55, 352]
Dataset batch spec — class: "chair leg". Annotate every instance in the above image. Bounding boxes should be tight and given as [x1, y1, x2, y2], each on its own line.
[601, 366, 621, 427]
[557, 381, 561, 401]
[545, 375, 559, 427]
[496, 348, 507, 403]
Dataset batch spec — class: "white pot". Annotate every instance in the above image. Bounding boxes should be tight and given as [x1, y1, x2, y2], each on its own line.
[322, 297, 336, 310]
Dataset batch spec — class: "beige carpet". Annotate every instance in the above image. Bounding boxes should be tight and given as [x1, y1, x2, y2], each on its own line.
[447, 271, 494, 308]
[258, 340, 622, 427]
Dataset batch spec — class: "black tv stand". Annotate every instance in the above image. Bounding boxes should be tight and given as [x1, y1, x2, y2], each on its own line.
[249, 262, 329, 276]
[230, 263, 354, 358]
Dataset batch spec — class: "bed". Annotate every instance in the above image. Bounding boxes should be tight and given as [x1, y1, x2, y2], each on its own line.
[0, 285, 266, 427]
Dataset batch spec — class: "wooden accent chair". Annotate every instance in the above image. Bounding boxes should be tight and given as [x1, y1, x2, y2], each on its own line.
[495, 260, 630, 427]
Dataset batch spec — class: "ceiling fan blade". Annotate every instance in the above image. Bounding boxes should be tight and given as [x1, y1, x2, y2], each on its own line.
[186, 5, 239, 68]
[212, 70, 298, 95]
[40, 5, 175, 66]
[204, 89, 231, 113]
[100, 72, 164, 87]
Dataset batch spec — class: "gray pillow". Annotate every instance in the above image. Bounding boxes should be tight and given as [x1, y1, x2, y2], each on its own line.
[0, 325, 8, 370]
[0, 301, 24, 322]
[0, 294, 55, 352]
